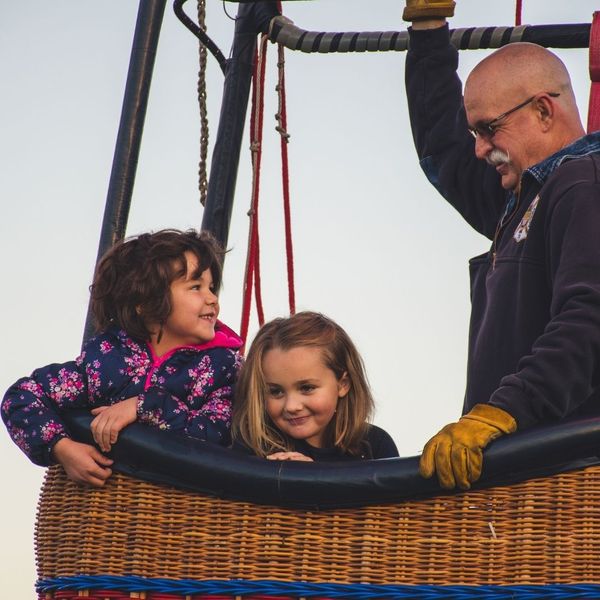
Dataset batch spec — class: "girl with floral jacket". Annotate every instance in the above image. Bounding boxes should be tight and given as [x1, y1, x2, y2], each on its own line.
[2, 229, 243, 486]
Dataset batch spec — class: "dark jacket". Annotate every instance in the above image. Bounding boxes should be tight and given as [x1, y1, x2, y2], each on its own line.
[232, 424, 399, 460]
[2, 322, 243, 466]
[406, 25, 600, 428]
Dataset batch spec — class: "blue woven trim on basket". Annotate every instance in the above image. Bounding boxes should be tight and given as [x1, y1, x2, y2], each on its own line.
[35, 576, 600, 599]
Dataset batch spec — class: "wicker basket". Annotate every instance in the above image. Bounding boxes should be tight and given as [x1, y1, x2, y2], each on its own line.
[35, 463, 600, 598]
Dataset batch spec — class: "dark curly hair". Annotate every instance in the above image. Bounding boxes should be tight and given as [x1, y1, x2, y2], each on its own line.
[90, 229, 224, 341]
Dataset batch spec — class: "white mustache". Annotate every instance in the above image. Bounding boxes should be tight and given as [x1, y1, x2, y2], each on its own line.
[486, 148, 510, 166]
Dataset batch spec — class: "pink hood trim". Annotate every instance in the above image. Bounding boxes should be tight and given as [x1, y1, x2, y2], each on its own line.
[197, 320, 244, 351]
[144, 321, 243, 390]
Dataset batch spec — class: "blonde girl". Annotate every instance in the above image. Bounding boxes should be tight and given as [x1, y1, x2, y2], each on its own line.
[232, 311, 398, 461]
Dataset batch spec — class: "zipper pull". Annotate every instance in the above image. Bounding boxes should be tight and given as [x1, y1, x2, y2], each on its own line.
[492, 251, 497, 269]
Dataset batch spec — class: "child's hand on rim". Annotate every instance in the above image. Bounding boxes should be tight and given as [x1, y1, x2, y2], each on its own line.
[266, 451, 313, 462]
[90, 397, 138, 452]
[51, 438, 113, 487]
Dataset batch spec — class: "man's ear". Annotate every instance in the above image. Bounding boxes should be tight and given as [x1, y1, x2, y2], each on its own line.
[536, 95, 555, 131]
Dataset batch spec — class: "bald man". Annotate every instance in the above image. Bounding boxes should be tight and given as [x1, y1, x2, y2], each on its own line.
[403, 2, 600, 490]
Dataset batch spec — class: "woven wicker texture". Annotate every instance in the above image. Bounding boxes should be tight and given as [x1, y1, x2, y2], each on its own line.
[36, 465, 600, 585]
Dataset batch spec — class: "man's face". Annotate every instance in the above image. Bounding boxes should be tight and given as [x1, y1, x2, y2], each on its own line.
[464, 84, 541, 192]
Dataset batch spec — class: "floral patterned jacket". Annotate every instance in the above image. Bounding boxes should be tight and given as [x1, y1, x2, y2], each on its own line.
[1, 322, 243, 466]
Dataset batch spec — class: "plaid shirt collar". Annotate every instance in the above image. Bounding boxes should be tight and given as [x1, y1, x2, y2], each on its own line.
[526, 131, 600, 185]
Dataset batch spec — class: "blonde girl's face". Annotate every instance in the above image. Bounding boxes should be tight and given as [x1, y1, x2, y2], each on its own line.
[263, 346, 350, 448]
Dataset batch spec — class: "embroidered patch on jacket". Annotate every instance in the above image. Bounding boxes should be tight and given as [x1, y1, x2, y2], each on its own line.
[513, 194, 540, 243]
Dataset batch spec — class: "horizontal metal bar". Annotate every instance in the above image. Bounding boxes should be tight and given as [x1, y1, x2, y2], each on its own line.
[269, 17, 591, 52]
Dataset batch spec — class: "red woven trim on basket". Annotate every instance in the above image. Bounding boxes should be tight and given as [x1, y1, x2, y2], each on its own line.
[42, 592, 328, 599]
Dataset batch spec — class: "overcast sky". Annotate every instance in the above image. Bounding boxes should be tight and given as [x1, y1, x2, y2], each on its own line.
[1, 1, 598, 596]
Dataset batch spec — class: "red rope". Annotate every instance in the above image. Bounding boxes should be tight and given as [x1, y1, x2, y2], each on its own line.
[240, 2, 297, 340]
[239, 50, 258, 346]
[515, 0, 522, 26]
[588, 12, 600, 133]
[276, 43, 296, 315]
[240, 35, 268, 345]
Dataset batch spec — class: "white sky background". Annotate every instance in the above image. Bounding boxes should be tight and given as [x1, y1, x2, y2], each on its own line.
[1, 1, 597, 596]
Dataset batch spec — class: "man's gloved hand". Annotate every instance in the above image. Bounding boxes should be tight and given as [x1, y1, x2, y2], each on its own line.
[403, 0, 456, 21]
[419, 404, 517, 490]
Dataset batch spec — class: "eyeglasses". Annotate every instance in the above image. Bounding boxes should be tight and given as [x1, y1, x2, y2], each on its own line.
[468, 92, 560, 139]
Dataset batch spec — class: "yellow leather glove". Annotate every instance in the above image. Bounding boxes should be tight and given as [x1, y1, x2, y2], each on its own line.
[403, 0, 456, 21]
[419, 404, 517, 490]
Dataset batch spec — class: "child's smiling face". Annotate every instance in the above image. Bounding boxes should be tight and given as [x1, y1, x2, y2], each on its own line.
[153, 251, 219, 352]
[263, 346, 349, 448]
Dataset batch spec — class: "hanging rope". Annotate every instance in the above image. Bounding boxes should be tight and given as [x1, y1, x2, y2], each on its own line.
[240, 3, 297, 342]
[515, 0, 523, 27]
[240, 34, 269, 344]
[588, 12, 600, 133]
[275, 41, 296, 316]
[197, 0, 209, 206]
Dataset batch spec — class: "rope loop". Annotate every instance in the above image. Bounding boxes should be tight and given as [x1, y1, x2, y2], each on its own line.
[240, 14, 297, 343]
[240, 35, 269, 344]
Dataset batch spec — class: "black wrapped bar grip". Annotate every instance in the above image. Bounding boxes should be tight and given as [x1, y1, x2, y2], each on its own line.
[267, 18, 590, 53]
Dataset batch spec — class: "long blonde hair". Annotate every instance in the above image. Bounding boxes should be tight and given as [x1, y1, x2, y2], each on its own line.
[232, 311, 374, 457]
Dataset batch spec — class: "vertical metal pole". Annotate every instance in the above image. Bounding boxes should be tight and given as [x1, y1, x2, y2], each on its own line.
[201, 2, 279, 247]
[83, 0, 167, 343]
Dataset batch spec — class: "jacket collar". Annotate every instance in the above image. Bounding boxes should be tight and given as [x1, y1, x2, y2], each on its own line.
[111, 321, 243, 359]
[526, 131, 600, 186]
